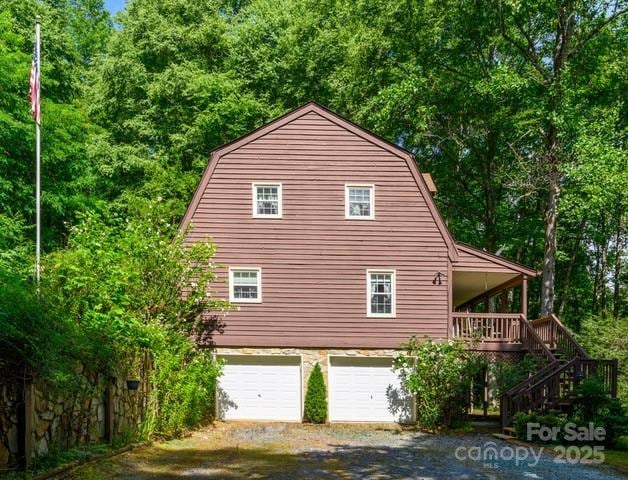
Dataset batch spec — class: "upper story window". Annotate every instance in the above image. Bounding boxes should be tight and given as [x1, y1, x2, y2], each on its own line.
[367, 269, 395, 317]
[346, 184, 374, 219]
[252, 183, 282, 218]
[229, 267, 262, 303]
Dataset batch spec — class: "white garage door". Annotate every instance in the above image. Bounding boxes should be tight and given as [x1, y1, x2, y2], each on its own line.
[329, 357, 413, 423]
[217, 355, 302, 421]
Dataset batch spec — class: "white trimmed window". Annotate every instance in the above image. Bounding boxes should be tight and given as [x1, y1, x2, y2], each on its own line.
[367, 270, 395, 317]
[252, 183, 282, 218]
[229, 267, 262, 303]
[346, 184, 374, 219]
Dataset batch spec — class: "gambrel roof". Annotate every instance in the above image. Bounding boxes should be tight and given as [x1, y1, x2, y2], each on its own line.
[180, 101, 459, 260]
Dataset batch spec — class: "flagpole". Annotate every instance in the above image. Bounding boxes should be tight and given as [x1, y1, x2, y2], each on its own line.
[35, 16, 41, 285]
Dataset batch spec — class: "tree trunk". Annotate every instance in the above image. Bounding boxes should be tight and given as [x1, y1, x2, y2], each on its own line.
[612, 213, 623, 320]
[599, 237, 609, 317]
[539, 1, 576, 316]
[483, 132, 498, 251]
[558, 217, 587, 316]
[540, 127, 560, 316]
[592, 243, 601, 315]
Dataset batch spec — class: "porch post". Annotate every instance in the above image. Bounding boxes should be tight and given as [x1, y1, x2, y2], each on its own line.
[521, 275, 528, 318]
[483, 365, 489, 417]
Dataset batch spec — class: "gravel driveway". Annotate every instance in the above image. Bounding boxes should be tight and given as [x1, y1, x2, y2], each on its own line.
[63, 422, 626, 480]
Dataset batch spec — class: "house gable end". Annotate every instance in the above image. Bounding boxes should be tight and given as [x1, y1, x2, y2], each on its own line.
[180, 102, 457, 261]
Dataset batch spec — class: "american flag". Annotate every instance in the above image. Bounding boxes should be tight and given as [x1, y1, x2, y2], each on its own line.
[29, 40, 40, 123]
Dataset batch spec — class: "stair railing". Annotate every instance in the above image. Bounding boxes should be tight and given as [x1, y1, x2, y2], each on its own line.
[530, 314, 588, 360]
[518, 315, 555, 364]
[502, 357, 619, 428]
[501, 315, 617, 429]
[500, 316, 557, 428]
[504, 359, 561, 398]
[500, 359, 560, 428]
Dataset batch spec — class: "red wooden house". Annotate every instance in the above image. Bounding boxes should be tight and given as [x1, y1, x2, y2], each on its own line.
[181, 102, 616, 426]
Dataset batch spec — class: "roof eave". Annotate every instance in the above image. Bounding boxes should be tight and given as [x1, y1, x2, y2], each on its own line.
[454, 242, 538, 277]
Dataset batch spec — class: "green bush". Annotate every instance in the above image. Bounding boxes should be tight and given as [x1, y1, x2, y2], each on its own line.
[0, 210, 229, 438]
[394, 338, 484, 429]
[513, 412, 567, 442]
[571, 377, 628, 446]
[145, 339, 222, 437]
[513, 378, 628, 447]
[576, 316, 628, 406]
[492, 355, 542, 396]
[572, 376, 613, 419]
[304, 363, 327, 423]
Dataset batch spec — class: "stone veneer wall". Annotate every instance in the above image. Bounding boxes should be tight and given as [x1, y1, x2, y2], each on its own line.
[0, 378, 20, 469]
[0, 369, 147, 471]
[216, 347, 400, 400]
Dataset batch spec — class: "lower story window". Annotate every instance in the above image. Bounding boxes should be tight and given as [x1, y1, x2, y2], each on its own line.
[230, 267, 262, 303]
[367, 270, 395, 317]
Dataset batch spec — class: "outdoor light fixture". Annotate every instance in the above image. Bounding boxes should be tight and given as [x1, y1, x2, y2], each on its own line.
[126, 379, 141, 390]
[432, 271, 445, 285]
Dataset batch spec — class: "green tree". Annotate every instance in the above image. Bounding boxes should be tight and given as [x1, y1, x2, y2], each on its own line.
[0, 0, 110, 255]
[68, 0, 113, 65]
[303, 362, 327, 423]
[87, 0, 278, 222]
[0, 209, 228, 435]
[495, 0, 627, 315]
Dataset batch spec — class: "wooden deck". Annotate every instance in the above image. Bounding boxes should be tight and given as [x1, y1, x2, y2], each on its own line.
[451, 312, 618, 428]
[451, 312, 524, 350]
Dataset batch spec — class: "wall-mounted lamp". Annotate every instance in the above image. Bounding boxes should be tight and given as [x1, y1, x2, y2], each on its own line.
[432, 271, 445, 285]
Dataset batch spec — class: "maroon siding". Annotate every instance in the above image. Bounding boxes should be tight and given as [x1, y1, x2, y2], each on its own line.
[184, 108, 451, 348]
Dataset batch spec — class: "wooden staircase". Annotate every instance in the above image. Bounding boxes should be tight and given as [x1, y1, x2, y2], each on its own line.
[500, 314, 618, 431]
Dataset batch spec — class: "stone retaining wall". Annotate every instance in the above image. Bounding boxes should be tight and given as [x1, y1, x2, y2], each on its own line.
[0, 367, 148, 470]
[0, 379, 20, 469]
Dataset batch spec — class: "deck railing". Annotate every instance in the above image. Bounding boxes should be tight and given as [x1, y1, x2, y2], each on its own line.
[451, 313, 522, 343]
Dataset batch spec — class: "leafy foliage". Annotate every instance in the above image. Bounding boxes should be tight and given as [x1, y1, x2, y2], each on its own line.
[513, 378, 628, 447]
[0, 210, 227, 435]
[145, 339, 222, 437]
[491, 355, 542, 396]
[571, 377, 628, 447]
[40, 210, 228, 377]
[512, 412, 567, 443]
[303, 362, 327, 424]
[576, 317, 628, 405]
[0, 1, 107, 249]
[394, 338, 484, 429]
[86, 0, 278, 222]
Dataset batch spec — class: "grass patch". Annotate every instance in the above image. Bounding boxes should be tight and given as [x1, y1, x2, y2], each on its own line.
[603, 449, 628, 472]
[603, 436, 628, 472]
[0, 439, 131, 480]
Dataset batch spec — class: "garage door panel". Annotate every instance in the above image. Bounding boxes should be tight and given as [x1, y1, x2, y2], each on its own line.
[329, 357, 413, 423]
[218, 355, 301, 421]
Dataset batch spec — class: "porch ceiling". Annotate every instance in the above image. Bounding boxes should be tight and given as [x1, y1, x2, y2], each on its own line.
[452, 271, 519, 308]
